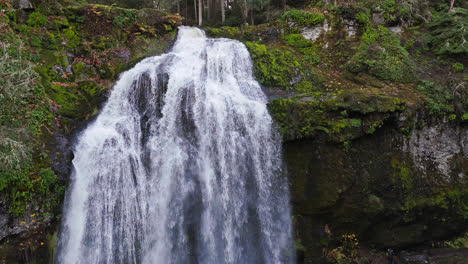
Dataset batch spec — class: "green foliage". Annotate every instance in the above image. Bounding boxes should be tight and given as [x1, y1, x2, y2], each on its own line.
[402, 189, 468, 219]
[245, 41, 302, 90]
[281, 10, 325, 26]
[0, 168, 33, 216]
[349, 119, 362, 128]
[63, 28, 80, 49]
[282, 34, 321, 65]
[27, 11, 48, 27]
[113, 9, 136, 26]
[0, 20, 62, 217]
[283, 34, 312, 49]
[326, 234, 361, 264]
[354, 11, 370, 25]
[0, 41, 49, 172]
[38, 168, 65, 210]
[347, 26, 414, 83]
[0, 41, 37, 119]
[268, 89, 404, 141]
[293, 80, 316, 93]
[442, 232, 468, 248]
[417, 80, 455, 114]
[452, 63, 464, 73]
[427, 8, 468, 55]
[391, 159, 413, 191]
[462, 113, 468, 121]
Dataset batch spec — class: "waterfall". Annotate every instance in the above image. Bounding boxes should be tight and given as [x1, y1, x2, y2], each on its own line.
[57, 26, 294, 264]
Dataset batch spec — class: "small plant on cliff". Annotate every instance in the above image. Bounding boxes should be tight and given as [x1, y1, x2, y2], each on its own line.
[245, 41, 302, 90]
[347, 26, 415, 83]
[27, 11, 48, 27]
[281, 10, 325, 26]
[325, 233, 361, 264]
[426, 8, 468, 55]
[416, 80, 455, 115]
[452, 62, 464, 72]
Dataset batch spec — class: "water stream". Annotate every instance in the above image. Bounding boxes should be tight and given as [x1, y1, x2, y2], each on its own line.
[57, 26, 293, 264]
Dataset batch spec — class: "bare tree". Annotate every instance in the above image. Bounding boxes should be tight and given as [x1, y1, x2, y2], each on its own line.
[221, 0, 225, 24]
[198, 0, 203, 25]
[194, 0, 198, 23]
[241, 0, 248, 25]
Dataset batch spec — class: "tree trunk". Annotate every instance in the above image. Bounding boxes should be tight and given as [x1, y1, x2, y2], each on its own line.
[266, 4, 270, 22]
[449, 0, 455, 11]
[194, 0, 198, 24]
[250, 8, 254, 26]
[198, 0, 203, 26]
[241, 0, 248, 25]
[221, 0, 225, 24]
[177, 1, 180, 14]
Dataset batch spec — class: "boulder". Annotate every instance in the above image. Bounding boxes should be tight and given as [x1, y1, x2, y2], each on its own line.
[13, 0, 33, 10]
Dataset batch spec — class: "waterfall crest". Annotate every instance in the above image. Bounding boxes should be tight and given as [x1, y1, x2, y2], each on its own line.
[57, 26, 293, 264]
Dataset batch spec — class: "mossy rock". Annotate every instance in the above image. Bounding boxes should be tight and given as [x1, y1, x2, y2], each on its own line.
[346, 26, 415, 83]
[245, 41, 302, 90]
[268, 88, 405, 141]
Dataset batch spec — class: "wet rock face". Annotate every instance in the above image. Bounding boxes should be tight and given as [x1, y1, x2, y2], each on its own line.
[407, 120, 468, 178]
[341, 18, 358, 38]
[284, 118, 468, 262]
[300, 21, 331, 41]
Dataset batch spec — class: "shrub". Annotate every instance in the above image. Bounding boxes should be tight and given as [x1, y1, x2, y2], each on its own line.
[27, 11, 48, 27]
[452, 62, 464, 72]
[0, 41, 37, 121]
[355, 12, 370, 25]
[283, 34, 312, 49]
[281, 10, 325, 26]
[347, 26, 414, 83]
[427, 8, 468, 55]
[462, 113, 468, 121]
[417, 80, 455, 115]
[63, 28, 80, 49]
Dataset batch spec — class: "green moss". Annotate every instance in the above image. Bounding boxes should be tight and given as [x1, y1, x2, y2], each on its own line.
[283, 34, 312, 49]
[293, 80, 317, 93]
[27, 11, 48, 27]
[63, 28, 80, 49]
[51, 17, 70, 29]
[38, 168, 65, 211]
[391, 158, 413, 191]
[42, 33, 59, 50]
[347, 26, 415, 83]
[282, 34, 321, 65]
[417, 80, 457, 115]
[245, 42, 302, 90]
[354, 11, 370, 25]
[452, 63, 464, 73]
[462, 113, 468, 121]
[0, 2, 180, 222]
[281, 10, 325, 26]
[0, 168, 33, 216]
[401, 189, 468, 219]
[268, 89, 404, 141]
[205, 26, 241, 39]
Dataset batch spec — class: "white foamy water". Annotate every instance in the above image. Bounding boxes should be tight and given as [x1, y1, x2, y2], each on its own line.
[57, 26, 294, 264]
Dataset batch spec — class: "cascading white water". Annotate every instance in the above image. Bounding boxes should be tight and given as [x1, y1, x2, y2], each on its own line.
[57, 26, 294, 264]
